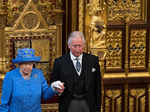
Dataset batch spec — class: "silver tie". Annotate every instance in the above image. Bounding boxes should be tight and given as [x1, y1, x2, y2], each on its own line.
[76, 58, 81, 72]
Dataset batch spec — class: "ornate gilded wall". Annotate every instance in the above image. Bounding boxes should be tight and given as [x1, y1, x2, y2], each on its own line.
[79, 0, 150, 112]
[0, 0, 63, 77]
[0, 0, 150, 112]
[0, 0, 64, 111]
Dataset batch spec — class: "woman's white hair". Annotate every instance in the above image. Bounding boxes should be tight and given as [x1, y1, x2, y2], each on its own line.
[67, 31, 86, 46]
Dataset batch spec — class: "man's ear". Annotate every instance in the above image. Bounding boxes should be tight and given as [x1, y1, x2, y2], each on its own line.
[68, 45, 71, 49]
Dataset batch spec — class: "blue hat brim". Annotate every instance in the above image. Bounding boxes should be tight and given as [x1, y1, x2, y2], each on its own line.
[12, 56, 41, 63]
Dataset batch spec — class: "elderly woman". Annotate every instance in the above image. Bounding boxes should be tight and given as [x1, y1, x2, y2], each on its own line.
[0, 48, 64, 112]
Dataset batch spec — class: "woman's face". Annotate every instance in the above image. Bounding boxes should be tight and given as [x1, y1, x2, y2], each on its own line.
[19, 62, 34, 75]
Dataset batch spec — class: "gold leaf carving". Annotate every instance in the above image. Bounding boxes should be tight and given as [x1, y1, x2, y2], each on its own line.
[129, 88, 145, 112]
[105, 30, 122, 70]
[106, 0, 145, 22]
[32, 39, 50, 62]
[129, 30, 146, 69]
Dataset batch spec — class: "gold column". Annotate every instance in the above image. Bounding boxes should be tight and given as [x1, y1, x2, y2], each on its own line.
[125, 20, 129, 76]
[71, 0, 78, 31]
[124, 18, 130, 112]
[78, 0, 84, 32]
[148, 84, 150, 112]
[0, 0, 7, 77]
[100, 59, 104, 112]
[124, 83, 128, 112]
[149, 28, 150, 74]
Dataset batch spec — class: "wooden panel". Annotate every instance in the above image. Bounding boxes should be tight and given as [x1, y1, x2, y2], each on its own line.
[103, 77, 150, 112]
[41, 103, 58, 112]
[104, 84, 124, 112]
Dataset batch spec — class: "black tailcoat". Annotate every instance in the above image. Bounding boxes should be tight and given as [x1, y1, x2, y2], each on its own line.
[50, 53, 101, 112]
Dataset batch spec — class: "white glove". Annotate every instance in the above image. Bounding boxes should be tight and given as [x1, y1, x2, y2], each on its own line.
[51, 80, 63, 91]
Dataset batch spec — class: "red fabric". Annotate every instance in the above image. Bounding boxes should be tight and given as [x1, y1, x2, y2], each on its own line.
[41, 95, 58, 104]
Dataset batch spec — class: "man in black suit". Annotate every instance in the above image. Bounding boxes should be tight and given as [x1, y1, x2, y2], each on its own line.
[50, 31, 101, 112]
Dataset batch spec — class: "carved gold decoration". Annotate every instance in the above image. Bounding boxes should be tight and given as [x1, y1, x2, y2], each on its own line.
[0, 0, 7, 77]
[85, 0, 107, 61]
[0, 30, 7, 77]
[86, 0, 102, 16]
[104, 72, 150, 78]
[1, 0, 62, 80]
[71, 0, 78, 31]
[0, 57, 7, 78]
[105, 97, 111, 112]
[124, 22, 129, 75]
[5, 29, 58, 74]
[105, 30, 122, 70]
[0, 0, 7, 15]
[12, 0, 48, 31]
[5, 31, 57, 82]
[37, 0, 64, 26]
[7, 0, 26, 27]
[89, 16, 106, 49]
[78, 0, 84, 32]
[106, 0, 147, 23]
[124, 84, 128, 112]
[0, 0, 3, 13]
[105, 89, 122, 112]
[7, 0, 63, 27]
[22, 11, 40, 30]
[41, 103, 58, 112]
[129, 88, 145, 112]
[129, 29, 146, 70]
[148, 84, 150, 112]
[32, 39, 50, 61]
[106, 89, 121, 99]
[14, 40, 30, 52]
[130, 89, 145, 97]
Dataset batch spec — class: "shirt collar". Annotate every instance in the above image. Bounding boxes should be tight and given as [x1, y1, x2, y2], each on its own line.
[70, 52, 83, 61]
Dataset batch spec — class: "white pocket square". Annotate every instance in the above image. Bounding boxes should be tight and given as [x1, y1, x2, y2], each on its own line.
[92, 68, 96, 72]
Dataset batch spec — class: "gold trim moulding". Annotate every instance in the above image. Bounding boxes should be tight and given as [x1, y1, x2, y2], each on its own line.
[104, 72, 150, 79]
[41, 103, 58, 109]
[128, 72, 150, 77]
[0, 73, 5, 79]
[5, 27, 57, 32]
[53, 9, 64, 13]
[104, 73, 126, 78]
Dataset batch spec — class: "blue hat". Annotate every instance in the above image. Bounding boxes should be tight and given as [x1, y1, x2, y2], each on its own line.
[12, 48, 41, 63]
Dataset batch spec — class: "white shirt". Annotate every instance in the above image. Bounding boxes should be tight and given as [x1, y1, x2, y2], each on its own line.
[70, 52, 83, 76]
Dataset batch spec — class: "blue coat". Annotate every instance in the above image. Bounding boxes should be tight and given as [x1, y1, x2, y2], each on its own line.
[0, 68, 55, 112]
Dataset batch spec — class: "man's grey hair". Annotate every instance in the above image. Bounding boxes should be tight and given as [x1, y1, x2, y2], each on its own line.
[67, 31, 86, 46]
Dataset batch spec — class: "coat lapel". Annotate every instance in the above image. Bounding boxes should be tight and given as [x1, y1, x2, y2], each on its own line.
[64, 54, 78, 92]
[81, 53, 89, 90]
[81, 53, 87, 73]
[65, 53, 77, 74]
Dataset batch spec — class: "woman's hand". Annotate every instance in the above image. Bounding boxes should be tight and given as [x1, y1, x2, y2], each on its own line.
[51, 81, 65, 94]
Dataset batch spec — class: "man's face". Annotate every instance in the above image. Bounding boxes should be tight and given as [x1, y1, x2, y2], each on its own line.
[19, 62, 34, 75]
[69, 36, 84, 57]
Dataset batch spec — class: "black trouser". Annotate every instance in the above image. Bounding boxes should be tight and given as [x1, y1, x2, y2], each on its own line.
[68, 99, 90, 112]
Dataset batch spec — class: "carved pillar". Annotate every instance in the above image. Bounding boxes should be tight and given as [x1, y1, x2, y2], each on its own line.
[78, 0, 85, 32]
[84, 1, 107, 112]
[0, 0, 7, 77]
